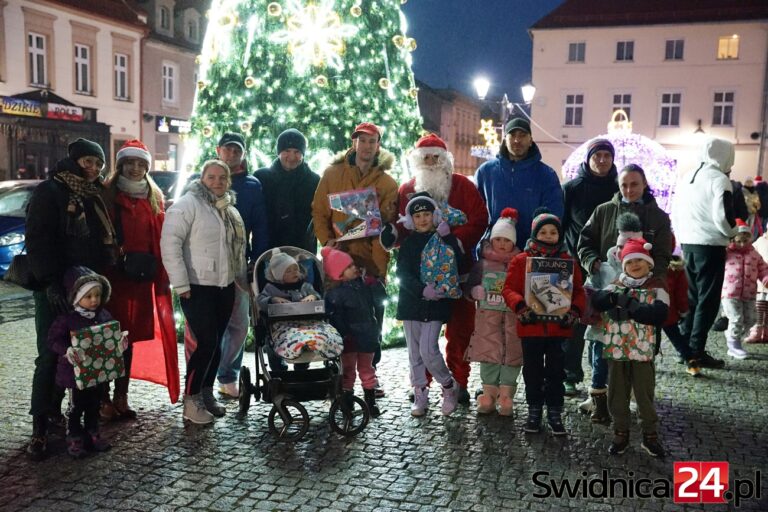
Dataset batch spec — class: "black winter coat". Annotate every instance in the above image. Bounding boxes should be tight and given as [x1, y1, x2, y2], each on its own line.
[25, 158, 113, 288]
[562, 162, 619, 268]
[254, 160, 320, 253]
[324, 277, 379, 353]
[396, 230, 462, 323]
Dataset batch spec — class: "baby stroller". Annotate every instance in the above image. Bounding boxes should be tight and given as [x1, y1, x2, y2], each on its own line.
[238, 246, 370, 442]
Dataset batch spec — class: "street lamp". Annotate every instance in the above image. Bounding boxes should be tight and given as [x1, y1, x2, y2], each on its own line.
[521, 83, 536, 105]
[473, 77, 537, 127]
[473, 77, 490, 101]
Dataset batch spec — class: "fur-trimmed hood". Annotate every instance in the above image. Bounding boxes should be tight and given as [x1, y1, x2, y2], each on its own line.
[63, 265, 112, 306]
[330, 148, 396, 172]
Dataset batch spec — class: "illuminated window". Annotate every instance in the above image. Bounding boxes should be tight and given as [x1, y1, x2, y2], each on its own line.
[717, 35, 739, 60]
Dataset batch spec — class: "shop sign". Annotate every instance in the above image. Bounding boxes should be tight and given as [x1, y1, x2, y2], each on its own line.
[1, 96, 42, 118]
[46, 103, 83, 121]
[156, 116, 191, 134]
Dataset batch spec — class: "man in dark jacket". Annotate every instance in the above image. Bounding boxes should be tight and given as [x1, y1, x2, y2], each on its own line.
[560, 139, 619, 396]
[25, 138, 116, 460]
[254, 128, 320, 253]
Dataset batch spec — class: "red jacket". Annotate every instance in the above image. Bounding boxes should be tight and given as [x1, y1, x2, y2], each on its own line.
[397, 174, 488, 274]
[664, 257, 689, 327]
[502, 250, 585, 338]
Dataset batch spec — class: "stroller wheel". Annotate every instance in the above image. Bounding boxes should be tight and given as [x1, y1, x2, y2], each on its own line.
[238, 366, 252, 416]
[268, 400, 309, 442]
[329, 395, 369, 437]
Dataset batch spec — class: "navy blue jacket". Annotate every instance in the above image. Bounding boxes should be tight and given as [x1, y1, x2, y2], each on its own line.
[230, 172, 269, 263]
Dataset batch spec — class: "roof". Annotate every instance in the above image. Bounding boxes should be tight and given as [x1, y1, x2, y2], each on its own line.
[532, 0, 768, 29]
[46, 0, 148, 28]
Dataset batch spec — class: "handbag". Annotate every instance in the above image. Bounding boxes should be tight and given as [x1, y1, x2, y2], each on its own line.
[114, 204, 158, 282]
[4, 251, 44, 290]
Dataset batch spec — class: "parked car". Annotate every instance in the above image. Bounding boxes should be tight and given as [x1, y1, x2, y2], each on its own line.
[0, 180, 42, 278]
[149, 171, 180, 202]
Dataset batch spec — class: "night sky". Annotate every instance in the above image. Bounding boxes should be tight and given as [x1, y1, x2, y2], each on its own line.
[400, 0, 564, 102]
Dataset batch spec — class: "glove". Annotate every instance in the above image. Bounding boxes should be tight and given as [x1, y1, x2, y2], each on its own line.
[436, 221, 451, 237]
[379, 222, 397, 249]
[470, 285, 486, 301]
[607, 307, 630, 321]
[46, 283, 70, 315]
[65, 346, 85, 366]
[422, 283, 444, 301]
[118, 331, 130, 355]
[559, 310, 579, 328]
[518, 307, 538, 324]
[614, 292, 631, 308]
[625, 297, 641, 315]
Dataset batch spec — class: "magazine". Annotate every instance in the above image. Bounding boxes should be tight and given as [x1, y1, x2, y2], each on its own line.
[70, 320, 126, 390]
[524, 257, 573, 321]
[479, 270, 509, 311]
[328, 186, 382, 241]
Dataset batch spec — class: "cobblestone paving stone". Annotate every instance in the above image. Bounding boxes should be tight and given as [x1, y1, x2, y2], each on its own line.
[0, 305, 766, 511]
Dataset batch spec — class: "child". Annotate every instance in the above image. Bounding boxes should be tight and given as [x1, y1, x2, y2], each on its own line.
[396, 192, 463, 417]
[582, 212, 643, 422]
[591, 239, 668, 457]
[464, 207, 522, 415]
[748, 229, 768, 343]
[502, 208, 585, 435]
[47, 266, 125, 458]
[257, 248, 343, 362]
[721, 219, 768, 359]
[322, 246, 381, 417]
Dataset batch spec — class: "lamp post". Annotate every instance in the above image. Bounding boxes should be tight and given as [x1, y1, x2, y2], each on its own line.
[473, 77, 536, 127]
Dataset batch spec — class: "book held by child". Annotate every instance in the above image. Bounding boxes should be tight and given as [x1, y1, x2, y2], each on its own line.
[524, 257, 573, 321]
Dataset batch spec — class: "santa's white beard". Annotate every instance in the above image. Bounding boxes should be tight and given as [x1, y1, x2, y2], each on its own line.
[413, 162, 452, 204]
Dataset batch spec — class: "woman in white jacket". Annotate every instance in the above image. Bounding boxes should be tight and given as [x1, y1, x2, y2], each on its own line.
[161, 159, 246, 424]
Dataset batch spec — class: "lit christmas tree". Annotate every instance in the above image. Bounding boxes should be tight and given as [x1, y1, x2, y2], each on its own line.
[186, 0, 423, 171]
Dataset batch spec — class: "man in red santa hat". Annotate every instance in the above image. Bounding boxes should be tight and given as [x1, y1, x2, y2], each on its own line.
[382, 133, 488, 403]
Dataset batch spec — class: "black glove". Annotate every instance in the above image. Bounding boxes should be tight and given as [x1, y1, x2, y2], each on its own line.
[559, 310, 579, 328]
[625, 297, 641, 315]
[46, 283, 70, 315]
[379, 223, 397, 250]
[607, 306, 630, 322]
[614, 292, 631, 308]
[518, 307, 538, 325]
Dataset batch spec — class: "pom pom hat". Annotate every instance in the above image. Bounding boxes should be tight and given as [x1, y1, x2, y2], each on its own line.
[735, 218, 751, 234]
[615, 212, 643, 247]
[116, 139, 152, 168]
[398, 191, 442, 230]
[321, 246, 354, 281]
[620, 238, 654, 269]
[267, 248, 299, 282]
[490, 207, 518, 244]
[530, 207, 562, 241]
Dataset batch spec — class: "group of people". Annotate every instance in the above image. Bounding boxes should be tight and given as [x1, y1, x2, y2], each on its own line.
[22, 113, 758, 461]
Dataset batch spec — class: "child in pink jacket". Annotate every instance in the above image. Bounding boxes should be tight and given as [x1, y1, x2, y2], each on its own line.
[721, 219, 768, 359]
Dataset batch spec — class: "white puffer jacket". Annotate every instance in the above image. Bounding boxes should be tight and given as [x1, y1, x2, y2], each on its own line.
[160, 186, 242, 294]
[671, 137, 737, 246]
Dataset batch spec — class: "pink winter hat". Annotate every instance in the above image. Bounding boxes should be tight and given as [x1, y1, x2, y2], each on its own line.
[321, 246, 354, 280]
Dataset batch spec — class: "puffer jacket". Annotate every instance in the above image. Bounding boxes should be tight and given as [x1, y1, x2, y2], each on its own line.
[48, 308, 113, 389]
[160, 182, 245, 294]
[464, 242, 522, 366]
[325, 277, 379, 353]
[664, 256, 689, 326]
[721, 244, 768, 300]
[312, 149, 398, 278]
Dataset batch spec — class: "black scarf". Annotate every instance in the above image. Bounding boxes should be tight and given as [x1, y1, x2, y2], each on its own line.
[524, 237, 562, 257]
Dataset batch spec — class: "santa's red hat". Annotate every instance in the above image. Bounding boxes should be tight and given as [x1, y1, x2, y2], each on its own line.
[116, 139, 152, 167]
[409, 133, 452, 168]
[754, 176, 763, 183]
[620, 238, 654, 269]
[735, 218, 751, 234]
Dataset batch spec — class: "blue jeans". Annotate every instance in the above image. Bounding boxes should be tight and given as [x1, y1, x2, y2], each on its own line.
[590, 339, 608, 390]
[217, 285, 249, 385]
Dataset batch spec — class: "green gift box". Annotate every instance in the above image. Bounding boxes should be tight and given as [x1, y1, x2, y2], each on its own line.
[70, 320, 125, 390]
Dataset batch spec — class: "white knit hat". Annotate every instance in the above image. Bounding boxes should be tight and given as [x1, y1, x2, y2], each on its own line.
[267, 249, 298, 282]
[73, 281, 102, 306]
[116, 139, 152, 168]
[490, 207, 518, 244]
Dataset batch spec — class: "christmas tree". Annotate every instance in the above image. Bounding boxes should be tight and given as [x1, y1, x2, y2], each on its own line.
[186, 0, 423, 171]
[187, 0, 425, 346]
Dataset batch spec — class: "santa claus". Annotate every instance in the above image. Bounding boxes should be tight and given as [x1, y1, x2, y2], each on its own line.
[383, 133, 488, 403]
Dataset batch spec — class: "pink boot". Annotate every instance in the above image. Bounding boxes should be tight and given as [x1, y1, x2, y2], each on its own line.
[476, 385, 499, 414]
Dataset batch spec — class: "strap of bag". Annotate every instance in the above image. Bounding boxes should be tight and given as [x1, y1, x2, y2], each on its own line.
[113, 205, 125, 253]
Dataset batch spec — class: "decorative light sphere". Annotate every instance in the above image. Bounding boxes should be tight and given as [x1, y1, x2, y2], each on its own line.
[202, 125, 214, 137]
[350, 5, 362, 17]
[314, 75, 329, 87]
[240, 121, 252, 132]
[244, 76, 256, 88]
[406, 38, 417, 51]
[378, 78, 391, 89]
[267, 2, 282, 16]
[392, 34, 405, 49]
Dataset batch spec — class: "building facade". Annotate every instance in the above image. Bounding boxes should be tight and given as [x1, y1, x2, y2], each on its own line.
[0, 0, 146, 179]
[530, 0, 768, 182]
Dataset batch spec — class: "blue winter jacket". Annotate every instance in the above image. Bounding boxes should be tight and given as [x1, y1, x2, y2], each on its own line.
[230, 172, 269, 263]
[475, 142, 564, 250]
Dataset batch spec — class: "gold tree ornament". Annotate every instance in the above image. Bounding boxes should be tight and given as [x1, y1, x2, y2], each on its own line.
[406, 38, 417, 51]
[218, 12, 238, 28]
[378, 78, 391, 89]
[350, 5, 362, 17]
[392, 35, 405, 49]
[240, 121, 252, 133]
[409, 87, 419, 99]
[244, 76, 256, 88]
[267, 2, 282, 16]
[202, 126, 214, 137]
[314, 75, 329, 87]
[197, 80, 207, 91]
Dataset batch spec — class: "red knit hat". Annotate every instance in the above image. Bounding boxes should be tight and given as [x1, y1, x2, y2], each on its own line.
[735, 218, 751, 234]
[620, 238, 654, 269]
[116, 139, 152, 167]
[321, 246, 355, 280]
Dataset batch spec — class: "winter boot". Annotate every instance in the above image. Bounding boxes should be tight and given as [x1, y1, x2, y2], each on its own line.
[744, 325, 763, 344]
[86, 431, 112, 452]
[66, 434, 86, 459]
[457, 386, 471, 406]
[411, 386, 429, 417]
[578, 396, 594, 414]
[712, 316, 728, 332]
[609, 430, 630, 455]
[363, 388, 382, 418]
[589, 388, 610, 424]
[113, 390, 137, 419]
[726, 339, 748, 359]
[524, 405, 543, 433]
[183, 394, 214, 424]
[441, 380, 458, 416]
[341, 390, 355, 413]
[547, 406, 567, 436]
[641, 432, 665, 458]
[201, 387, 226, 417]
[99, 386, 119, 421]
[27, 415, 48, 461]
[476, 385, 499, 415]
[497, 385, 516, 416]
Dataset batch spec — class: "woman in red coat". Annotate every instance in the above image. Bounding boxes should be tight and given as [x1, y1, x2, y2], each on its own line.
[101, 140, 179, 418]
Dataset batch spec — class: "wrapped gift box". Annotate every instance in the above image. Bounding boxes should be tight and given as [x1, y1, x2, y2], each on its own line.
[70, 320, 125, 390]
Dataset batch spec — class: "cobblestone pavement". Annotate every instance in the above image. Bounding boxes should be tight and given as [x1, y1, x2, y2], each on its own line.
[0, 305, 766, 511]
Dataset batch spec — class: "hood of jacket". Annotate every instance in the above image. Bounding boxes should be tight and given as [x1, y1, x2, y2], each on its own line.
[700, 137, 735, 174]
[496, 141, 544, 170]
[330, 148, 396, 172]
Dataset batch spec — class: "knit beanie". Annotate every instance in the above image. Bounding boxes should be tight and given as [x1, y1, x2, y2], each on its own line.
[276, 128, 307, 155]
[735, 218, 751, 235]
[68, 138, 105, 163]
[585, 138, 615, 164]
[63, 266, 111, 305]
[116, 139, 152, 168]
[620, 238, 654, 269]
[530, 207, 562, 241]
[490, 207, 518, 244]
[398, 192, 442, 231]
[267, 249, 298, 282]
[615, 212, 643, 247]
[321, 246, 354, 281]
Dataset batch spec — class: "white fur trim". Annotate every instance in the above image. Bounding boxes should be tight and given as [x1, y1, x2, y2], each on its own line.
[73, 281, 101, 306]
[116, 147, 152, 167]
[622, 252, 654, 269]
